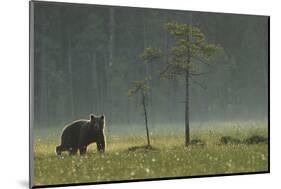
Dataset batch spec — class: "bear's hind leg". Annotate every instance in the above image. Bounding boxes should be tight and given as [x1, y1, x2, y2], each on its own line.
[69, 148, 78, 155]
[79, 146, 87, 155]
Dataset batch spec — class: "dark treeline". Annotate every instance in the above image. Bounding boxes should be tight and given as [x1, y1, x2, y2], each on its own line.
[33, 2, 268, 129]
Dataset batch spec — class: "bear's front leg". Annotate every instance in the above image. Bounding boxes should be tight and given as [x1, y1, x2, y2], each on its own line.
[97, 140, 105, 152]
[79, 146, 87, 155]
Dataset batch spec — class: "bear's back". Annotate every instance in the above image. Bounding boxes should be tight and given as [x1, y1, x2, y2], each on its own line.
[62, 119, 89, 137]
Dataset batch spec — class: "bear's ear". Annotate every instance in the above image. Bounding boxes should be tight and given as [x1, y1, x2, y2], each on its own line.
[101, 114, 105, 120]
[90, 114, 95, 122]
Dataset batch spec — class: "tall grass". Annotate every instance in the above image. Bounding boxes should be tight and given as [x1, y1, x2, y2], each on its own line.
[32, 122, 268, 186]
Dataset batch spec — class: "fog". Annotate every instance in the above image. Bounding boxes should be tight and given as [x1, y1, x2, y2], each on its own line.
[32, 2, 268, 131]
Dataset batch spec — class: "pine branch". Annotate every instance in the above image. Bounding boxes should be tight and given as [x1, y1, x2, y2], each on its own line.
[190, 72, 210, 76]
[192, 56, 213, 67]
[189, 76, 207, 90]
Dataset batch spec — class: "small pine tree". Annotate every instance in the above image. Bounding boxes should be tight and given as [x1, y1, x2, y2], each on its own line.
[127, 47, 162, 147]
[128, 78, 151, 146]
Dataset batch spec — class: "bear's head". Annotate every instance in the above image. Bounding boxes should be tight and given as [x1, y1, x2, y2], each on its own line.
[89, 114, 105, 131]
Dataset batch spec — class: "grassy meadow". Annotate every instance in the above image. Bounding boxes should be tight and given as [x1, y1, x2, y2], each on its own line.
[32, 122, 268, 186]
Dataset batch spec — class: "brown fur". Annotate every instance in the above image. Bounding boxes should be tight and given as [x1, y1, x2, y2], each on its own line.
[56, 114, 106, 155]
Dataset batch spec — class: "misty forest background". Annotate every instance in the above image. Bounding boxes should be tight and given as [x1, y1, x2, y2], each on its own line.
[33, 3, 268, 133]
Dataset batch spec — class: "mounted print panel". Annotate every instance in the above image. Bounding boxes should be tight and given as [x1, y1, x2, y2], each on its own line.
[29, 1, 269, 188]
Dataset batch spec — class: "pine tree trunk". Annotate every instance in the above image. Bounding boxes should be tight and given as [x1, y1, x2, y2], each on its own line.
[91, 51, 98, 112]
[60, 9, 74, 120]
[185, 70, 190, 146]
[109, 7, 114, 66]
[142, 92, 150, 146]
[39, 34, 48, 127]
[67, 33, 74, 119]
[185, 38, 191, 146]
[185, 17, 192, 146]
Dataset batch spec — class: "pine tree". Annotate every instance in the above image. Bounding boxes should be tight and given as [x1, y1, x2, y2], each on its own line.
[143, 22, 222, 146]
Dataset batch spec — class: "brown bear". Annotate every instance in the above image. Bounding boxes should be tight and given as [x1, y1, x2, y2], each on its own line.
[56, 114, 106, 155]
